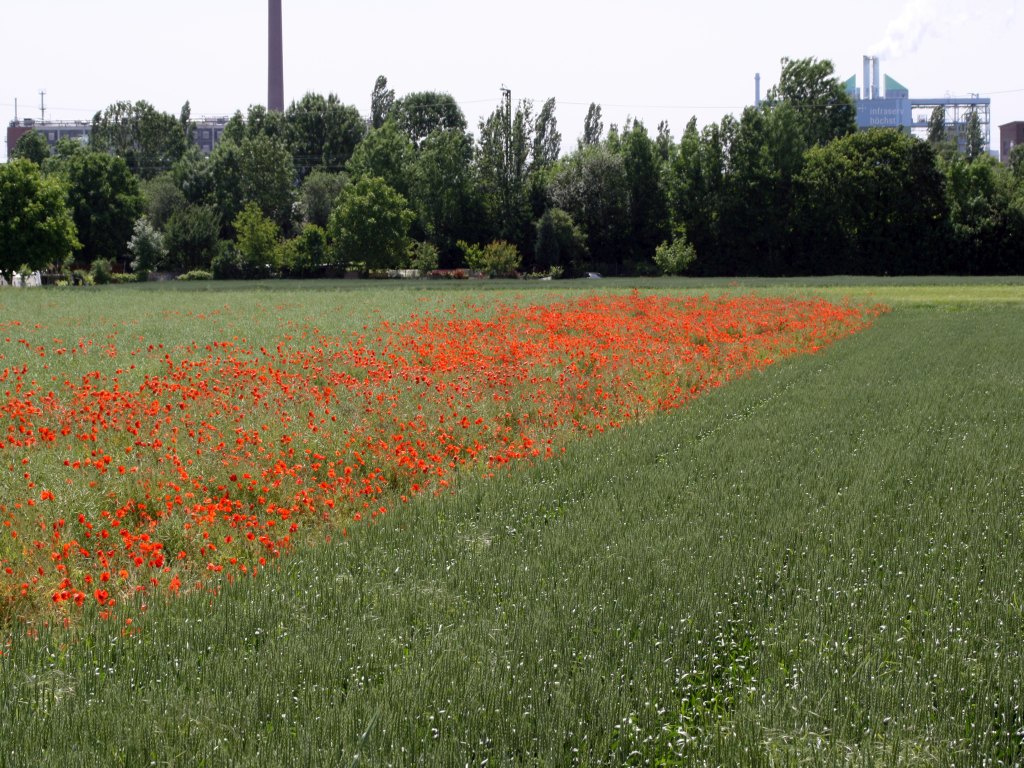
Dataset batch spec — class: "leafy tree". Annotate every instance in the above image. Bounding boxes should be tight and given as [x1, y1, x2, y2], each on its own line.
[127, 216, 169, 273]
[407, 240, 439, 272]
[459, 239, 521, 277]
[141, 173, 187, 230]
[942, 154, 1021, 272]
[346, 122, 414, 197]
[278, 224, 328, 277]
[476, 97, 539, 246]
[210, 135, 295, 235]
[0, 160, 80, 281]
[298, 169, 348, 229]
[11, 130, 50, 164]
[164, 203, 222, 272]
[653, 227, 697, 275]
[927, 106, 946, 145]
[793, 129, 947, 274]
[391, 92, 467, 148]
[231, 202, 280, 278]
[172, 146, 216, 205]
[581, 103, 603, 148]
[54, 150, 143, 266]
[715, 104, 805, 274]
[548, 144, 629, 273]
[408, 128, 479, 257]
[328, 176, 414, 270]
[666, 117, 723, 271]
[371, 75, 395, 130]
[534, 207, 587, 274]
[223, 105, 286, 145]
[284, 92, 366, 179]
[765, 57, 855, 148]
[91, 100, 191, 179]
[964, 109, 985, 163]
[618, 119, 670, 270]
[532, 98, 562, 171]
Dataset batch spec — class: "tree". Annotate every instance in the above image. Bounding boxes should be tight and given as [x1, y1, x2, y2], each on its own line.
[231, 202, 280, 278]
[793, 129, 947, 274]
[164, 204, 222, 272]
[964, 109, 985, 163]
[91, 100, 191, 179]
[927, 106, 946, 145]
[284, 92, 367, 179]
[391, 92, 467, 148]
[581, 103, 603, 148]
[346, 121, 414, 197]
[210, 134, 295, 236]
[0, 160, 80, 281]
[532, 98, 562, 171]
[666, 117, 725, 271]
[328, 176, 414, 270]
[942, 154, 1020, 273]
[476, 96, 535, 245]
[172, 145, 216, 206]
[548, 144, 629, 273]
[459, 239, 521, 277]
[11, 130, 50, 165]
[127, 216, 168, 273]
[714, 103, 805, 275]
[223, 105, 286, 146]
[534, 207, 587, 274]
[141, 173, 187, 230]
[371, 75, 395, 129]
[298, 169, 348, 229]
[653, 227, 697, 275]
[765, 57, 855, 148]
[617, 119, 670, 270]
[54, 150, 143, 266]
[408, 128, 479, 257]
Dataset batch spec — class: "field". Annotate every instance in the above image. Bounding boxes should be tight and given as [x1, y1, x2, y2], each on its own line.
[1, 277, 1022, 766]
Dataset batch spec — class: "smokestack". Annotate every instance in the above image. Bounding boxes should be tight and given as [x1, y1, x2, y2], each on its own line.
[268, 0, 284, 112]
[755, 73, 761, 107]
[863, 55, 871, 100]
[872, 56, 880, 100]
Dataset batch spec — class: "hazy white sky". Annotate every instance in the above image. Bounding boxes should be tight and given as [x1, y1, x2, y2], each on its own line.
[4, 0, 1022, 157]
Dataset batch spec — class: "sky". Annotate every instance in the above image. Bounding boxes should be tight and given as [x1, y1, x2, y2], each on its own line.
[4, 0, 1023, 160]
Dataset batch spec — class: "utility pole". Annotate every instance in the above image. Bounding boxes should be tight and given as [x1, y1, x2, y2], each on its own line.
[39, 90, 47, 122]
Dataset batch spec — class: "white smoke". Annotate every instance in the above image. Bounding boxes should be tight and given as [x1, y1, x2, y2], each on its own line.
[869, 0, 971, 59]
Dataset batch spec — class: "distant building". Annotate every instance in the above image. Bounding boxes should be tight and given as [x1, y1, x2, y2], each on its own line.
[849, 55, 991, 152]
[6, 116, 233, 161]
[1000, 121, 1024, 164]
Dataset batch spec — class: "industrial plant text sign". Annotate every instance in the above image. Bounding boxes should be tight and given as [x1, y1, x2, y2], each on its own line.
[857, 99, 913, 129]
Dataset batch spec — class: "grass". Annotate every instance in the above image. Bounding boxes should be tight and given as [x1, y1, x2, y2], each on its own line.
[1, 277, 1022, 766]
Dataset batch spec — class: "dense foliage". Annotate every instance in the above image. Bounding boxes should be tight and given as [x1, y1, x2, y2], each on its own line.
[5, 57, 1023, 279]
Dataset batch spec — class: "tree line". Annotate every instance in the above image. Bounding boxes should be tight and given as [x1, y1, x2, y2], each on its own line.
[3, 58, 1023, 284]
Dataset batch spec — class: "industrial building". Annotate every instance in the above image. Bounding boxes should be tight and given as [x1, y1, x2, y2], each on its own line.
[999, 121, 1024, 164]
[5, 115, 232, 161]
[847, 55, 991, 151]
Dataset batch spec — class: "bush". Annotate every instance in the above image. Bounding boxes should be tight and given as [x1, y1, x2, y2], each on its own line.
[127, 216, 168, 274]
[459, 239, 521, 277]
[110, 272, 140, 284]
[89, 257, 114, 285]
[178, 269, 213, 281]
[407, 241, 439, 272]
[653, 228, 697, 275]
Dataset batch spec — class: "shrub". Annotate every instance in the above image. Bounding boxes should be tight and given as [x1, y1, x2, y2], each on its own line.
[459, 239, 521, 277]
[654, 228, 697, 275]
[89, 257, 114, 285]
[178, 269, 213, 281]
[408, 241, 439, 272]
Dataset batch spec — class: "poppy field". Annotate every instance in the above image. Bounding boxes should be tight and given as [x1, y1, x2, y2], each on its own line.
[1, 277, 1023, 766]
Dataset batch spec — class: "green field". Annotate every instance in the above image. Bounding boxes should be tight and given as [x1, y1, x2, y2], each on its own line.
[1, 278, 1022, 766]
